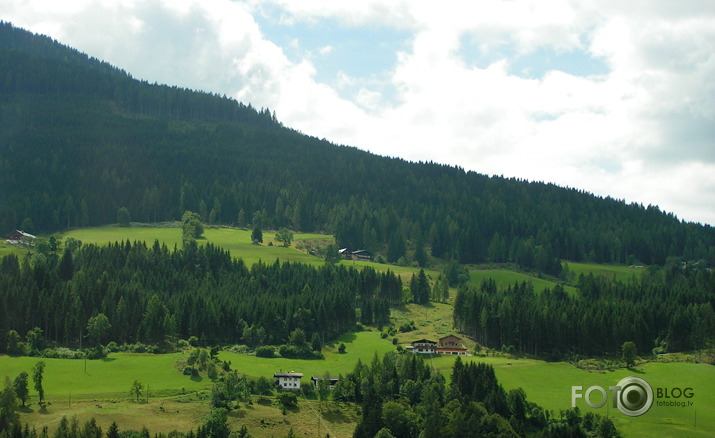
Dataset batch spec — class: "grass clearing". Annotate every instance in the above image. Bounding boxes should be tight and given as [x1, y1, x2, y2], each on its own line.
[62, 226, 440, 282]
[427, 355, 714, 438]
[565, 261, 643, 283]
[0, 331, 393, 437]
[218, 330, 395, 379]
[469, 268, 578, 295]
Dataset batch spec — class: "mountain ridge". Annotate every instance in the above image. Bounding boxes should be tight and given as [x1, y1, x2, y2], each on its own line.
[1, 21, 713, 268]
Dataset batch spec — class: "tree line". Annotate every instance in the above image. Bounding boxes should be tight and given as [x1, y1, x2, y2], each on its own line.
[0, 239, 403, 352]
[1, 21, 714, 273]
[339, 352, 618, 438]
[454, 263, 715, 359]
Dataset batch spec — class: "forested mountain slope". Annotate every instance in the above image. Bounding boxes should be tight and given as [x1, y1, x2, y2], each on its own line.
[2, 22, 714, 269]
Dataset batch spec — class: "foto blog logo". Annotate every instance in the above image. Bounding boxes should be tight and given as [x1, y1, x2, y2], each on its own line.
[571, 376, 654, 417]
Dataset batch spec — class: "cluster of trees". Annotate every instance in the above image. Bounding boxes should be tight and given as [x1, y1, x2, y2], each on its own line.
[454, 264, 715, 358]
[0, 408, 247, 438]
[332, 352, 618, 438]
[2, 22, 714, 274]
[0, 239, 404, 351]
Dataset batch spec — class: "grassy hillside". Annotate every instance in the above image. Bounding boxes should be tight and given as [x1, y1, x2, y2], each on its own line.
[565, 260, 644, 283]
[469, 268, 578, 295]
[0, 330, 394, 437]
[2, 340, 712, 437]
[429, 354, 713, 438]
[59, 225, 442, 283]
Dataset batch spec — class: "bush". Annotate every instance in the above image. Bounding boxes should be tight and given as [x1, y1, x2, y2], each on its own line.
[399, 321, 416, 333]
[40, 347, 84, 359]
[227, 344, 250, 354]
[188, 336, 199, 347]
[278, 392, 298, 407]
[106, 341, 120, 352]
[338, 343, 346, 354]
[255, 346, 275, 358]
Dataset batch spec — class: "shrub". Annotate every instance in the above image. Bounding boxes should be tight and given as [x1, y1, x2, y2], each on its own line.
[278, 392, 298, 407]
[255, 346, 275, 358]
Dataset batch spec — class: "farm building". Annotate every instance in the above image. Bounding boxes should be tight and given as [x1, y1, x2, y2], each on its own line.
[437, 335, 468, 355]
[338, 248, 373, 261]
[274, 372, 303, 391]
[409, 339, 437, 354]
[310, 376, 339, 390]
[408, 336, 468, 356]
[5, 230, 36, 245]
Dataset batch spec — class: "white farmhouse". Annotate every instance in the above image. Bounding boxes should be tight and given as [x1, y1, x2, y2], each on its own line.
[274, 372, 303, 391]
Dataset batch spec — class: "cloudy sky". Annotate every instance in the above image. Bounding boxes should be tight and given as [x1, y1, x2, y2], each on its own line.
[2, 0, 715, 225]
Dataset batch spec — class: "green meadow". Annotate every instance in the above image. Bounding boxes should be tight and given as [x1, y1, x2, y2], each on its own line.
[60, 226, 441, 282]
[63, 226, 323, 267]
[2, 329, 713, 437]
[435, 355, 714, 438]
[565, 261, 644, 283]
[3, 226, 711, 437]
[469, 268, 579, 295]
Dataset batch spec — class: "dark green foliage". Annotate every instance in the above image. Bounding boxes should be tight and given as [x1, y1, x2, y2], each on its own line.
[410, 269, 430, 304]
[255, 346, 275, 358]
[12, 373, 28, 407]
[323, 243, 342, 265]
[0, 240, 401, 347]
[352, 354, 616, 438]
[181, 211, 204, 245]
[454, 267, 715, 358]
[31, 361, 44, 404]
[275, 228, 293, 247]
[117, 207, 131, 227]
[250, 227, 263, 245]
[1, 22, 713, 272]
[278, 392, 297, 408]
[622, 341, 637, 368]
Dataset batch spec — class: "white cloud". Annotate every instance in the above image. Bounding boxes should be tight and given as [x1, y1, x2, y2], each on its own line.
[1, 0, 713, 225]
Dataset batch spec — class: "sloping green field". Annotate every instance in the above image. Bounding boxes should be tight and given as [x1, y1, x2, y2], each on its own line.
[565, 261, 644, 282]
[469, 268, 578, 295]
[429, 355, 714, 438]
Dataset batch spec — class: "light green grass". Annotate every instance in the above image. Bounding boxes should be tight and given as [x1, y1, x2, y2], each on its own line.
[0, 353, 209, 401]
[219, 331, 396, 379]
[428, 355, 714, 438]
[62, 227, 323, 267]
[469, 269, 578, 295]
[565, 261, 643, 283]
[62, 226, 439, 282]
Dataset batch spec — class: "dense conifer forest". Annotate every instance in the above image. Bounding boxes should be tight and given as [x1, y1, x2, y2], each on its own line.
[1, 21, 714, 270]
[454, 264, 715, 357]
[0, 240, 401, 352]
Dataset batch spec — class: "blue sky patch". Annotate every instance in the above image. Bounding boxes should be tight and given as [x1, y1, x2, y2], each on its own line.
[458, 35, 610, 79]
[254, 7, 411, 88]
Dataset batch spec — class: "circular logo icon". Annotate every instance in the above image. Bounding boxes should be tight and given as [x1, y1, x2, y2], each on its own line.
[616, 376, 653, 417]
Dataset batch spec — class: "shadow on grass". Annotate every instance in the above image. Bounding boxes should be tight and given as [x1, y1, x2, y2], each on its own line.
[335, 332, 357, 344]
[101, 357, 116, 362]
[190, 374, 203, 382]
[322, 409, 353, 423]
[627, 367, 645, 374]
[257, 397, 272, 406]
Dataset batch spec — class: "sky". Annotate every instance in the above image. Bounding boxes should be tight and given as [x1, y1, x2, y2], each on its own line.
[2, 0, 715, 226]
